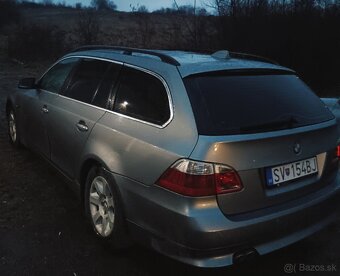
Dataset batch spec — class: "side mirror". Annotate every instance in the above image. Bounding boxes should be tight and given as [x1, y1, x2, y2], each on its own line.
[18, 78, 36, 89]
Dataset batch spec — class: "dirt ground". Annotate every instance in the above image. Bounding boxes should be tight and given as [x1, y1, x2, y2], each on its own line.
[0, 57, 339, 275]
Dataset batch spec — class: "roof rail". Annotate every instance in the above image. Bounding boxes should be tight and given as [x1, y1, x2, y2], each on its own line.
[229, 52, 279, 65]
[70, 45, 180, 66]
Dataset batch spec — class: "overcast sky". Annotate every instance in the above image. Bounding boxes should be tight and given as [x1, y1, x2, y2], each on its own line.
[40, 0, 209, 11]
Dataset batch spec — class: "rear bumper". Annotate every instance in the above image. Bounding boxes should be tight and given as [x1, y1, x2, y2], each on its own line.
[113, 172, 340, 267]
[128, 210, 335, 267]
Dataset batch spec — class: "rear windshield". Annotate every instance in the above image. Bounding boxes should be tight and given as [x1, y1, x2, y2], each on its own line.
[184, 72, 334, 135]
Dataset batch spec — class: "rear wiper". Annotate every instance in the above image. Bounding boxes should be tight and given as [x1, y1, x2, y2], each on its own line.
[240, 117, 298, 133]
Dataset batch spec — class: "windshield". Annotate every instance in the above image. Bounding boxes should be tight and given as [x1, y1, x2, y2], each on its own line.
[184, 72, 334, 135]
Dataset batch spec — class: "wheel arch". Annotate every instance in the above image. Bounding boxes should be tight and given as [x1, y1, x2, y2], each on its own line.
[79, 155, 131, 241]
[78, 156, 112, 207]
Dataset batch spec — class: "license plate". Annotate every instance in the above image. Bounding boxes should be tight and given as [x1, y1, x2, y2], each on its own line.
[265, 157, 318, 187]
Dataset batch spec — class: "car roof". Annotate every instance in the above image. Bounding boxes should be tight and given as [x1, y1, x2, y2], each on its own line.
[158, 50, 293, 77]
[65, 46, 295, 78]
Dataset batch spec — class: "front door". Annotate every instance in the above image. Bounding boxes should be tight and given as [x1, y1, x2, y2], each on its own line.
[23, 57, 79, 158]
[47, 58, 121, 178]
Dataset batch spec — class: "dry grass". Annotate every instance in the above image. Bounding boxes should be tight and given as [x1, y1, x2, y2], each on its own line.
[18, 6, 209, 50]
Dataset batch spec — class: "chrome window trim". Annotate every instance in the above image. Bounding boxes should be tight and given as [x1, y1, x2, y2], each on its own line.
[57, 94, 172, 129]
[118, 63, 174, 128]
[39, 89, 59, 96]
[38, 55, 174, 129]
[37, 56, 123, 83]
[58, 94, 109, 113]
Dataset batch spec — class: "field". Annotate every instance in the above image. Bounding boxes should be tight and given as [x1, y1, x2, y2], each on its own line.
[7, 6, 207, 55]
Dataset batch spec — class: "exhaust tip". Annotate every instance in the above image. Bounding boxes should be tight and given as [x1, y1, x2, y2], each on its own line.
[233, 248, 259, 264]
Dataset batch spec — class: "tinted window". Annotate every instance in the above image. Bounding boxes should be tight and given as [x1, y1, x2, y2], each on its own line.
[184, 72, 334, 135]
[64, 59, 110, 104]
[39, 58, 78, 93]
[92, 63, 121, 109]
[113, 67, 170, 125]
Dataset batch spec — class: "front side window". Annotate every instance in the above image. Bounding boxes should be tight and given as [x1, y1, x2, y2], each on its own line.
[63, 59, 110, 104]
[39, 58, 79, 93]
[113, 67, 170, 125]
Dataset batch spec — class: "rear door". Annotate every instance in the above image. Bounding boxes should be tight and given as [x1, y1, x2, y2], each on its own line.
[47, 58, 122, 178]
[90, 65, 177, 185]
[185, 72, 338, 215]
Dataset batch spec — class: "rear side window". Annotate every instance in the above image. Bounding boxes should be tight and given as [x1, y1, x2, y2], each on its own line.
[39, 58, 78, 93]
[63, 59, 110, 104]
[92, 63, 122, 108]
[184, 72, 334, 135]
[113, 67, 170, 125]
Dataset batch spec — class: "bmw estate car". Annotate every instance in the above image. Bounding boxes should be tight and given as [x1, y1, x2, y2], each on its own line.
[6, 46, 340, 267]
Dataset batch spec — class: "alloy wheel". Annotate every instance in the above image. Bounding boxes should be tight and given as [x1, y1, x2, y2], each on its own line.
[8, 111, 17, 143]
[89, 176, 115, 237]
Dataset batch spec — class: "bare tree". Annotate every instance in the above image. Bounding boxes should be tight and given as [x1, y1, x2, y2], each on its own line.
[91, 0, 117, 11]
[173, 0, 199, 49]
[75, 2, 82, 9]
[206, 0, 243, 16]
[292, 0, 316, 12]
[206, 0, 228, 16]
[42, 0, 53, 5]
[131, 5, 155, 47]
[74, 9, 100, 44]
[131, 4, 149, 13]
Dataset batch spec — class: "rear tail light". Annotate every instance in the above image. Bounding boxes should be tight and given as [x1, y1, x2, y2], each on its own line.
[214, 164, 243, 194]
[336, 145, 340, 158]
[156, 159, 243, 197]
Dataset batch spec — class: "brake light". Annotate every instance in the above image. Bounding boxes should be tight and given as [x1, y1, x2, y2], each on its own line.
[337, 145, 340, 158]
[156, 159, 243, 197]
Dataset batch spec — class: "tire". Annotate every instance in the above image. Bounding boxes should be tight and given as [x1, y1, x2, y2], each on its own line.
[84, 166, 131, 249]
[7, 107, 21, 148]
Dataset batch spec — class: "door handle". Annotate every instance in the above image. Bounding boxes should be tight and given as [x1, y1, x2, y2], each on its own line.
[41, 105, 49, 114]
[76, 120, 88, 132]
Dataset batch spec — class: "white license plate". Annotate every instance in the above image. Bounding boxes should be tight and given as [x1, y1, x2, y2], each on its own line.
[266, 157, 318, 187]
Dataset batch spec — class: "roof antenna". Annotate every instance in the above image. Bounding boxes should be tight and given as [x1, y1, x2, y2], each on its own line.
[211, 50, 230, 59]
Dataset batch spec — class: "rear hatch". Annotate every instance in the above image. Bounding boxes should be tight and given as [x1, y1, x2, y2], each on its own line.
[184, 70, 338, 216]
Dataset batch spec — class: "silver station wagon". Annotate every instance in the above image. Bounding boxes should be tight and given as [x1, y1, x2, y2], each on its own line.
[6, 46, 340, 267]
